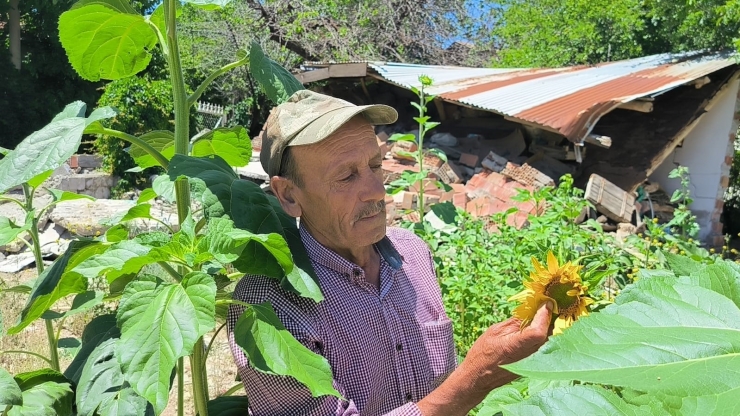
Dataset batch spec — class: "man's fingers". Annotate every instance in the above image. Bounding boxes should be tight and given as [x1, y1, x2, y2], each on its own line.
[527, 301, 553, 334]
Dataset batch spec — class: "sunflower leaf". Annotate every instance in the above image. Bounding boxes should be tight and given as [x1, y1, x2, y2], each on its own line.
[505, 258, 740, 403]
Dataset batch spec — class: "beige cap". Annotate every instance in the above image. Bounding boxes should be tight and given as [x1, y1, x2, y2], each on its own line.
[259, 90, 398, 178]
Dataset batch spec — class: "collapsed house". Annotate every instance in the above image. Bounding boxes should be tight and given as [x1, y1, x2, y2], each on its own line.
[283, 51, 740, 246]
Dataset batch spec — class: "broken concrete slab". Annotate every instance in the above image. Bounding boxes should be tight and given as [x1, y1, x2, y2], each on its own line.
[0, 251, 36, 273]
[51, 199, 136, 237]
[481, 151, 508, 173]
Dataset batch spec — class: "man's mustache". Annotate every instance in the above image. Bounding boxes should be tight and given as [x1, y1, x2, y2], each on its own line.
[353, 200, 386, 223]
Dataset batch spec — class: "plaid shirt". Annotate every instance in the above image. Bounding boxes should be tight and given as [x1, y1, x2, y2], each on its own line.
[227, 227, 457, 415]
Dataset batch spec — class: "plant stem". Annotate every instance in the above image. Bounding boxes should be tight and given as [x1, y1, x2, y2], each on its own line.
[22, 184, 60, 372]
[191, 338, 210, 416]
[164, 1, 202, 414]
[188, 57, 249, 107]
[202, 323, 226, 372]
[98, 127, 169, 170]
[0, 350, 54, 367]
[221, 383, 244, 397]
[2, 404, 10, 416]
[177, 357, 184, 416]
[417, 86, 426, 219]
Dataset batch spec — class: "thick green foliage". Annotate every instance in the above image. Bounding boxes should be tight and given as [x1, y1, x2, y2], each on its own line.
[492, 0, 740, 68]
[493, 0, 645, 67]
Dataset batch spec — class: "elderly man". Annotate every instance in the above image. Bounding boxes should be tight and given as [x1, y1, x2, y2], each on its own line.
[227, 90, 551, 416]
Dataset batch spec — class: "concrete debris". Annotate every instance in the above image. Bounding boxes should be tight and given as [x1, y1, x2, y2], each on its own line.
[481, 151, 508, 173]
[51, 199, 136, 237]
[429, 132, 458, 147]
[0, 251, 36, 273]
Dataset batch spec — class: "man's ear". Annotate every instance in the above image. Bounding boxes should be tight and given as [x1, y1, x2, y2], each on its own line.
[270, 176, 302, 218]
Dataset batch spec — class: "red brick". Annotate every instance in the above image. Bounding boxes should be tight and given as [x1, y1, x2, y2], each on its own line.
[459, 153, 480, 168]
[467, 197, 493, 217]
[401, 192, 415, 209]
[452, 192, 468, 209]
[506, 212, 530, 229]
[391, 141, 418, 161]
[725, 155, 734, 166]
[69, 155, 78, 169]
[422, 152, 445, 169]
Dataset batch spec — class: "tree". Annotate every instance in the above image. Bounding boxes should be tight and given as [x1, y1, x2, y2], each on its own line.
[0, 0, 158, 148]
[490, 0, 646, 67]
[490, 0, 740, 68]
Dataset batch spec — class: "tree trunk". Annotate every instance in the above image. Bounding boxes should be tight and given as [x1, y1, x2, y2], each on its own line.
[9, 0, 20, 70]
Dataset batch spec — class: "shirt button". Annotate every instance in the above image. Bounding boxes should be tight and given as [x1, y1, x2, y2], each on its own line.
[396, 343, 403, 351]
[405, 393, 412, 402]
[353, 268, 362, 277]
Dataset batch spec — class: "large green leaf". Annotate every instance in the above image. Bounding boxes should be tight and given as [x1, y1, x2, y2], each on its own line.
[234, 302, 340, 398]
[0, 102, 113, 193]
[71, 240, 156, 284]
[191, 126, 252, 167]
[130, 131, 175, 169]
[203, 396, 250, 416]
[8, 240, 96, 335]
[501, 385, 667, 416]
[64, 314, 121, 384]
[59, 2, 158, 81]
[117, 273, 216, 414]
[0, 216, 30, 246]
[76, 338, 152, 416]
[9, 370, 73, 416]
[249, 42, 304, 104]
[505, 260, 740, 401]
[0, 367, 22, 407]
[169, 155, 321, 299]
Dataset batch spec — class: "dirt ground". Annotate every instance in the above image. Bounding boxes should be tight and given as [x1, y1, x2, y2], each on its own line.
[0, 268, 243, 416]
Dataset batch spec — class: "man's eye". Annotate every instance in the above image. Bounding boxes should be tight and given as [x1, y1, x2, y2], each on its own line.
[370, 164, 382, 170]
[340, 173, 354, 182]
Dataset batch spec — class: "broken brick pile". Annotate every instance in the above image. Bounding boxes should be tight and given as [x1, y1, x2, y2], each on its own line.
[378, 130, 556, 229]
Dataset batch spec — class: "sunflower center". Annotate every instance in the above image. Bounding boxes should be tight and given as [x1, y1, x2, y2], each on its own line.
[544, 279, 578, 311]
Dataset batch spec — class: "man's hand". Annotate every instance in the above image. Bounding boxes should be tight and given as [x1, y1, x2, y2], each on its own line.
[418, 302, 552, 416]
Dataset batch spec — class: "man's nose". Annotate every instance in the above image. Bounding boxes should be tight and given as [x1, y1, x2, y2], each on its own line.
[359, 168, 386, 202]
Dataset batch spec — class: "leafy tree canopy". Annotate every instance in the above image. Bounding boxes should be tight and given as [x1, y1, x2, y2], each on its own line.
[491, 0, 740, 68]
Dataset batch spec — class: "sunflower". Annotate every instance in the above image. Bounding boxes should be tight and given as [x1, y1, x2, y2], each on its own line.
[508, 251, 593, 335]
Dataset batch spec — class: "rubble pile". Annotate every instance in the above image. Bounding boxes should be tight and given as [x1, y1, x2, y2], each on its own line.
[377, 128, 563, 229]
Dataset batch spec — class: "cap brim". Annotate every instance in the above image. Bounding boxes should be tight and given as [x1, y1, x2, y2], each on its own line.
[289, 104, 398, 147]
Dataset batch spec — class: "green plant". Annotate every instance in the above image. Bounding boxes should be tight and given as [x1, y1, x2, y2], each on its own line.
[666, 165, 699, 239]
[0, 1, 339, 415]
[480, 252, 740, 415]
[386, 74, 449, 219]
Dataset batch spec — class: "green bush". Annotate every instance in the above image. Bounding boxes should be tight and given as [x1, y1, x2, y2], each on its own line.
[95, 75, 197, 195]
[416, 175, 622, 356]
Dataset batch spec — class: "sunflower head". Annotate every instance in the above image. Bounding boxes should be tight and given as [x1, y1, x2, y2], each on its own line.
[508, 251, 593, 335]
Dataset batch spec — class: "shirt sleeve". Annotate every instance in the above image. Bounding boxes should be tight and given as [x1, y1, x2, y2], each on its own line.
[226, 276, 425, 416]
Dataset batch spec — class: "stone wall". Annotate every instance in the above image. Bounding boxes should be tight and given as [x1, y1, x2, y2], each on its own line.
[52, 172, 117, 199]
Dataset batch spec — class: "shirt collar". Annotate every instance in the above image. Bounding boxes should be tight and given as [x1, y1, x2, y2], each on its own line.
[299, 227, 403, 277]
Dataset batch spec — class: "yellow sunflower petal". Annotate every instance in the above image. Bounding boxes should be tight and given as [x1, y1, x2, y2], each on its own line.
[531, 257, 547, 276]
[546, 251, 560, 274]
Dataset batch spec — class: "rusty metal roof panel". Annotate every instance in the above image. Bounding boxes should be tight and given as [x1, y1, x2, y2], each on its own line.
[364, 51, 738, 142]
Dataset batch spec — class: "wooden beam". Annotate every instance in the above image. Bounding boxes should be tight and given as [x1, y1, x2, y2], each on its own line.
[645, 70, 740, 179]
[617, 101, 653, 113]
[328, 63, 367, 78]
[295, 68, 330, 84]
[584, 134, 612, 148]
[433, 98, 447, 121]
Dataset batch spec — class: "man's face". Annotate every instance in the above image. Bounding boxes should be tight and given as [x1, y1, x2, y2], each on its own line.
[288, 116, 387, 254]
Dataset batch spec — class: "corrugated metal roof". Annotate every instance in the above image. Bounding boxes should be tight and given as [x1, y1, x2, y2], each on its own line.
[305, 51, 738, 143]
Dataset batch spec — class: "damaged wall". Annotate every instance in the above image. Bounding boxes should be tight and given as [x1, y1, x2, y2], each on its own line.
[650, 77, 740, 245]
